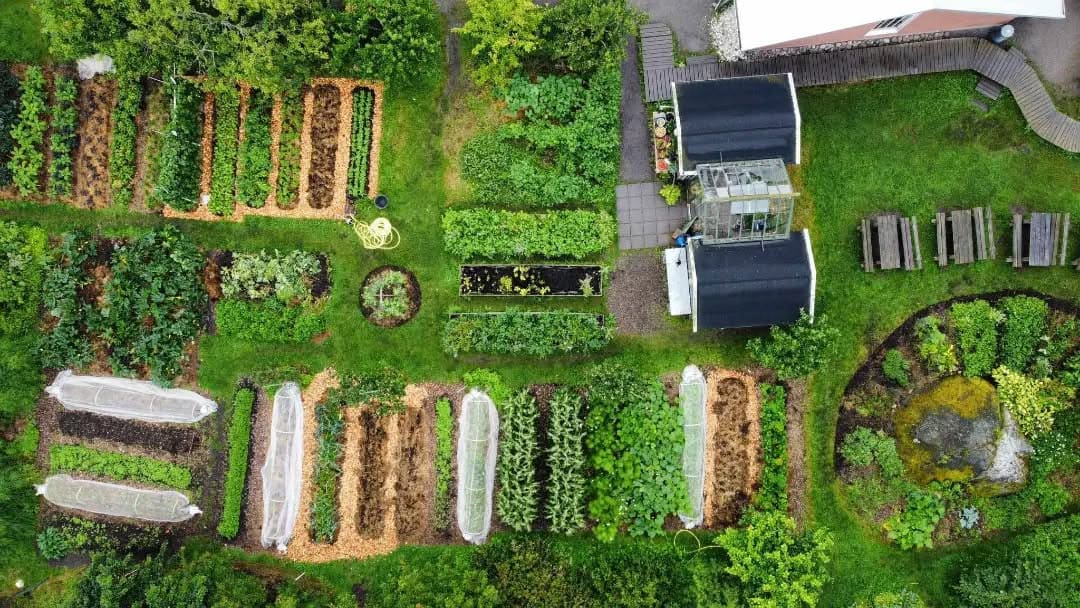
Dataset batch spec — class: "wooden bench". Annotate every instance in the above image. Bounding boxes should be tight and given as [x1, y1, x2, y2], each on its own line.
[861, 214, 922, 272]
[934, 206, 995, 266]
[1008, 212, 1071, 268]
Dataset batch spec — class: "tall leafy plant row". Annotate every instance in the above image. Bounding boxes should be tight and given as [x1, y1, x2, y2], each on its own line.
[37, 231, 96, 369]
[0, 221, 47, 335]
[0, 63, 20, 186]
[950, 300, 1001, 377]
[434, 397, 454, 530]
[275, 90, 303, 208]
[50, 444, 193, 489]
[209, 85, 240, 215]
[546, 388, 586, 534]
[156, 77, 204, 211]
[346, 87, 374, 198]
[442, 208, 616, 259]
[48, 75, 78, 197]
[236, 89, 272, 208]
[311, 399, 345, 543]
[443, 311, 614, 357]
[218, 386, 255, 539]
[754, 384, 788, 513]
[999, 295, 1049, 372]
[109, 75, 141, 207]
[496, 390, 540, 532]
[8, 66, 48, 196]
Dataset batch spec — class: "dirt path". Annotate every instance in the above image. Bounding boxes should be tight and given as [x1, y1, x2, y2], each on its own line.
[785, 379, 811, 527]
[702, 369, 761, 527]
[73, 77, 116, 208]
[199, 91, 215, 201]
[238, 387, 272, 548]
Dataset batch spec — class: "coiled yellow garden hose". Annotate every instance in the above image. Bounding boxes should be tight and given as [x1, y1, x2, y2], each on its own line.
[346, 215, 400, 250]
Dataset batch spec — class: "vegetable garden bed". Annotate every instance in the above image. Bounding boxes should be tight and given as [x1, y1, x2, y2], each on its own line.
[702, 370, 762, 527]
[460, 264, 602, 297]
[72, 76, 116, 208]
[360, 265, 420, 327]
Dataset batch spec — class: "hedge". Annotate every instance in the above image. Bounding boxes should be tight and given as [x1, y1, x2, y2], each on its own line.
[209, 85, 240, 215]
[49, 444, 192, 489]
[218, 387, 255, 539]
[950, 300, 1001, 377]
[442, 209, 616, 260]
[443, 311, 613, 356]
[1000, 295, 1049, 372]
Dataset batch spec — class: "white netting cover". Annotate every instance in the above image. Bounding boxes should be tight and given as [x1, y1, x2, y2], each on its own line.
[456, 389, 499, 544]
[36, 474, 201, 522]
[76, 54, 115, 79]
[46, 370, 218, 424]
[261, 382, 304, 551]
[678, 365, 707, 528]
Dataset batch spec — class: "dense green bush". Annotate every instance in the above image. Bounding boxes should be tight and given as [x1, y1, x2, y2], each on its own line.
[840, 427, 904, 479]
[275, 90, 303, 208]
[950, 300, 1001, 377]
[36, 526, 69, 560]
[586, 363, 687, 541]
[48, 75, 78, 197]
[434, 397, 453, 530]
[443, 208, 616, 260]
[109, 75, 141, 207]
[546, 388, 586, 534]
[884, 489, 945, 550]
[209, 85, 240, 215]
[992, 365, 1075, 439]
[755, 384, 788, 513]
[215, 299, 326, 343]
[346, 87, 374, 199]
[236, 90, 272, 208]
[155, 77, 203, 211]
[311, 399, 345, 543]
[37, 231, 96, 369]
[747, 311, 838, 380]
[443, 311, 613, 357]
[882, 349, 910, 387]
[456, 0, 542, 86]
[999, 295, 1049, 372]
[8, 66, 47, 196]
[222, 249, 323, 302]
[0, 221, 47, 334]
[50, 444, 192, 489]
[849, 589, 926, 608]
[326, 368, 407, 415]
[536, 0, 642, 74]
[496, 390, 540, 531]
[914, 315, 958, 374]
[218, 387, 255, 539]
[0, 63, 19, 186]
[328, 0, 442, 85]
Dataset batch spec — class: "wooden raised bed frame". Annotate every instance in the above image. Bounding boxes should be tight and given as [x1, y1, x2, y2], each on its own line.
[459, 264, 604, 297]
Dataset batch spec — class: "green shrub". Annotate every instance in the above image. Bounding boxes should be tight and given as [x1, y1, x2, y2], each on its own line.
[37, 526, 70, 560]
[914, 315, 958, 374]
[434, 397, 453, 530]
[455, 0, 542, 87]
[885, 489, 945, 550]
[840, 426, 904, 479]
[8, 66, 47, 196]
[849, 589, 926, 608]
[236, 89, 272, 208]
[328, 0, 442, 85]
[311, 399, 345, 543]
[215, 299, 326, 344]
[496, 390, 539, 532]
[218, 387, 255, 539]
[755, 384, 788, 513]
[275, 90, 303, 208]
[0, 221, 47, 334]
[48, 75, 78, 197]
[1043, 319, 1079, 366]
[443, 311, 613, 357]
[346, 87, 373, 198]
[222, 249, 323, 303]
[992, 365, 1075, 439]
[208, 84, 239, 215]
[110, 75, 141, 207]
[747, 311, 839, 380]
[156, 76, 204, 211]
[950, 300, 1001, 377]
[999, 295, 1049, 372]
[1061, 352, 1080, 389]
[37, 231, 95, 369]
[882, 349, 910, 387]
[536, 0, 642, 74]
[443, 208, 616, 260]
[50, 444, 192, 489]
[546, 388, 586, 534]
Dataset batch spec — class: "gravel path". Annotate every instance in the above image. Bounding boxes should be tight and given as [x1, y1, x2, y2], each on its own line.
[630, 0, 715, 53]
[619, 35, 653, 183]
[1011, 0, 1080, 96]
[607, 250, 667, 335]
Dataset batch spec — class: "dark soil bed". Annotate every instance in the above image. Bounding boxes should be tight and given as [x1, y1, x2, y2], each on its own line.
[460, 265, 602, 297]
[356, 409, 390, 539]
[359, 265, 420, 328]
[394, 403, 436, 542]
[307, 85, 341, 209]
[73, 76, 116, 208]
[58, 410, 201, 455]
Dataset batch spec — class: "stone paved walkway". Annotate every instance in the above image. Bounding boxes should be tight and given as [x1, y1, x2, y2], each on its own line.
[615, 182, 687, 250]
[620, 35, 653, 183]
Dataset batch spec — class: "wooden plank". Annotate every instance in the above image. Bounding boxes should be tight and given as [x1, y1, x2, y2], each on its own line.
[973, 206, 987, 260]
[1012, 214, 1024, 268]
[935, 212, 948, 266]
[1031, 213, 1053, 266]
[1048, 213, 1061, 267]
[900, 217, 915, 270]
[876, 215, 902, 271]
[986, 207, 997, 260]
[912, 216, 924, 270]
[861, 219, 874, 272]
[1060, 213, 1071, 266]
[951, 209, 974, 264]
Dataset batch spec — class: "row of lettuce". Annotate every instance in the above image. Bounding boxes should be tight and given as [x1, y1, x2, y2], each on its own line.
[1, 64, 78, 198]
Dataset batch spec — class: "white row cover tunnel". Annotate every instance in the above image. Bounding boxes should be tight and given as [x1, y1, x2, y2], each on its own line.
[46, 370, 218, 424]
[679, 365, 707, 528]
[261, 382, 305, 551]
[37, 474, 201, 523]
[457, 389, 499, 544]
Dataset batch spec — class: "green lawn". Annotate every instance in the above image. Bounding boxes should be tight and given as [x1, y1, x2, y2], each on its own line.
[0, 0, 48, 63]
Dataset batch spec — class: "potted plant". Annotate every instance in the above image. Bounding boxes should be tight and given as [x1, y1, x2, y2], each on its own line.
[660, 184, 681, 206]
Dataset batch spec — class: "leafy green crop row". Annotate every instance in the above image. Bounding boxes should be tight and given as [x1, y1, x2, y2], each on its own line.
[50, 444, 192, 489]
[275, 90, 302, 208]
[237, 89, 272, 208]
[326, 368, 407, 416]
[48, 75, 77, 197]
[0, 63, 20, 186]
[215, 299, 326, 343]
[218, 386, 255, 539]
[496, 390, 540, 531]
[754, 384, 788, 513]
[109, 75, 141, 207]
[0, 221, 47, 335]
[311, 399, 345, 543]
[156, 76, 204, 211]
[443, 311, 613, 357]
[37, 231, 96, 369]
[443, 208, 616, 260]
[346, 87, 374, 199]
[8, 66, 48, 196]
[209, 85, 240, 215]
[546, 388, 586, 534]
[434, 397, 453, 530]
[222, 249, 323, 303]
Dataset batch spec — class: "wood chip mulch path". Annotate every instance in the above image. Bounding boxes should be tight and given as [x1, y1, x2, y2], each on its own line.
[72, 76, 117, 208]
[702, 368, 762, 528]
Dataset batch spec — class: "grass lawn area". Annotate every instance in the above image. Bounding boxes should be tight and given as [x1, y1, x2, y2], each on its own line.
[0, 0, 48, 63]
[796, 72, 1079, 606]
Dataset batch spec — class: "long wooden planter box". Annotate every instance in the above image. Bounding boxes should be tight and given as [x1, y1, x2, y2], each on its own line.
[459, 264, 603, 297]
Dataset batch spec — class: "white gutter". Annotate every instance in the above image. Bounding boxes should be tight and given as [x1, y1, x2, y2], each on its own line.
[672, 81, 687, 178]
[788, 72, 801, 165]
[802, 228, 817, 321]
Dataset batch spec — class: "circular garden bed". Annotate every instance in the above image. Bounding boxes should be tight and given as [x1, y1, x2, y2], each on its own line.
[835, 291, 1080, 550]
[360, 266, 420, 327]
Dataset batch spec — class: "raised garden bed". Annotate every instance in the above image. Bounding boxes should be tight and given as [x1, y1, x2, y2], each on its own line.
[346, 87, 374, 200]
[73, 76, 117, 208]
[459, 265, 602, 297]
[360, 265, 420, 328]
[306, 85, 341, 209]
[58, 410, 201, 455]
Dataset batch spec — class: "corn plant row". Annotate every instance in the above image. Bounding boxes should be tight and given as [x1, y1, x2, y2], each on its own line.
[546, 388, 586, 534]
[218, 386, 256, 539]
[275, 90, 303, 208]
[8, 66, 48, 196]
[47, 76, 78, 197]
[310, 399, 345, 543]
[110, 75, 141, 207]
[209, 85, 240, 215]
[434, 397, 454, 530]
[156, 77, 204, 211]
[346, 87, 374, 199]
[496, 390, 540, 531]
[236, 89, 272, 208]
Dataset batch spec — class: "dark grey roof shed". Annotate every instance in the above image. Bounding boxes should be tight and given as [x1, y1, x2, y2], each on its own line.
[675, 74, 800, 171]
[689, 230, 815, 330]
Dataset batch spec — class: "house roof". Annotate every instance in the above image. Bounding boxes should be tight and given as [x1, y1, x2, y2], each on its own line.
[674, 74, 799, 170]
[735, 0, 1066, 50]
[691, 230, 814, 330]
